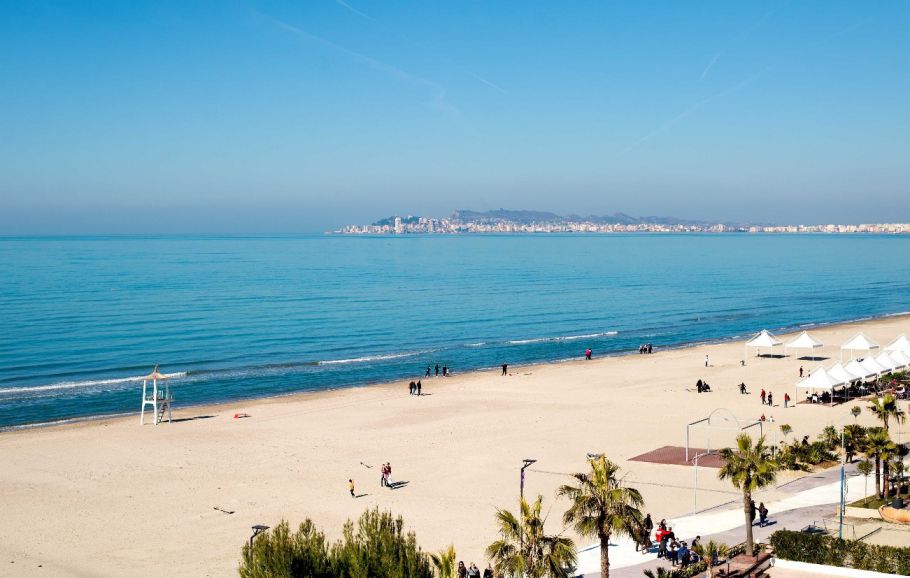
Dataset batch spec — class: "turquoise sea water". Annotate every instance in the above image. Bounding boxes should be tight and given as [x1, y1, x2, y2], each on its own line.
[1, 234, 909, 428]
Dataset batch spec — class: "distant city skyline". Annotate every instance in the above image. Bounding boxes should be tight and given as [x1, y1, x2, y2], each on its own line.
[1, 1, 908, 234]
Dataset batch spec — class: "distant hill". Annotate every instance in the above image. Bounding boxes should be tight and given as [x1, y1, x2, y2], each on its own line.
[451, 209, 725, 227]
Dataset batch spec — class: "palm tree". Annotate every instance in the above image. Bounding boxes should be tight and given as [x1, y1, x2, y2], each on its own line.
[865, 428, 895, 498]
[718, 433, 778, 557]
[869, 394, 906, 433]
[851, 406, 862, 421]
[487, 495, 576, 578]
[557, 456, 644, 578]
[843, 424, 867, 463]
[857, 459, 874, 504]
[692, 540, 729, 578]
[429, 545, 457, 578]
[642, 568, 674, 577]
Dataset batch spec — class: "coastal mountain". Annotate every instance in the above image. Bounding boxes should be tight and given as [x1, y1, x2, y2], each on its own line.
[448, 209, 733, 227]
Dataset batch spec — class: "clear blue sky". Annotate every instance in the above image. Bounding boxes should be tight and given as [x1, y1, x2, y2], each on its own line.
[1, 1, 908, 233]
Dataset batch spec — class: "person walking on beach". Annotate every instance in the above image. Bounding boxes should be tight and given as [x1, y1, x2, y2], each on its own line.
[760, 389, 766, 405]
[380, 464, 388, 487]
[442, 365, 448, 376]
[349, 479, 355, 498]
[416, 380, 421, 395]
[501, 363, 508, 376]
[799, 366, 804, 378]
[386, 462, 393, 487]
[435, 364, 439, 377]
[425, 366, 431, 377]
[767, 392, 773, 407]
[409, 381, 416, 395]
[585, 348, 592, 360]
[648, 343, 653, 354]
[784, 392, 791, 408]
[705, 354, 709, 367]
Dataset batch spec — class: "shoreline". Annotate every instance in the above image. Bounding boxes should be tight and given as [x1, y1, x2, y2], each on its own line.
[5, 309, 909, 433]
[3, 312, 910, 576]
[4, 309, 909, 437]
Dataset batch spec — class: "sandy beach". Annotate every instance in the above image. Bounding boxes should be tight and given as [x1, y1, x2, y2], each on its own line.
[2, 314, 909, 577]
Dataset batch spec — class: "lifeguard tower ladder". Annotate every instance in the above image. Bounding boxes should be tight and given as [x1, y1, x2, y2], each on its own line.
[140, 366, 172, 425]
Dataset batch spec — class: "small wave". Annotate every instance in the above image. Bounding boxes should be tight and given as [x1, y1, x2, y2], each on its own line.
[318, 352, 423, 365]
[465, 342, 487, 348]
[508, 331, 618, 345]
[0, 372, 186, 396]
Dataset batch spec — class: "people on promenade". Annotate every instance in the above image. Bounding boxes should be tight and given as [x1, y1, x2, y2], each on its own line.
[750, 499, 757, 526]
[483, 563, 493, 578]
[758, 502, 769, 527]
[467, 562, 480, 578]
[457, 561, 466, 578]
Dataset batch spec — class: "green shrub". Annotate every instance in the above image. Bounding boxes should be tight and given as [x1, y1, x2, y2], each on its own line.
[239, 509, 433, 578]
[769, 530, 910, 575]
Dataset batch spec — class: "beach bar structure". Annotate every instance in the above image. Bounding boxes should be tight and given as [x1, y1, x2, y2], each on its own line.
[885, 335, 910, 353]
[795, 366, 846, 406]
[140, 366, 172, 425]
[841, 333, 879, 361]
[745, 329, 783, 359]
[785, 331, 824, 359]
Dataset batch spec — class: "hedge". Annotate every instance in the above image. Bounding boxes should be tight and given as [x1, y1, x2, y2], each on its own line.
[770, 529, 910, 575]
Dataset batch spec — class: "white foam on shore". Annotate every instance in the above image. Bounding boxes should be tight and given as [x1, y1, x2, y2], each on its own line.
[0, 372, 187, 396]
[508, 331, 618, 344]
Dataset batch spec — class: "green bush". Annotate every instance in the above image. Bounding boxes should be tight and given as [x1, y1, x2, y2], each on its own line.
[239, 509, 433, 578]
[769, 530, 910, 575]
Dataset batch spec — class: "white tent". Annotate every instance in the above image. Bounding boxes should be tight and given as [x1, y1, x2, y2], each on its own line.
[841, 333, 880, 361]
[795, 367, 846, 405]
[745, 329, 784, 358]
[876, 352, 903, 371]
[828, 362, 864, 384]
[845, 359, 876, 380]
[860, 356, 888, 376]
[885, 335, 910, 352]
[890, 350, 910, 368]
[786, 331, 824, 359]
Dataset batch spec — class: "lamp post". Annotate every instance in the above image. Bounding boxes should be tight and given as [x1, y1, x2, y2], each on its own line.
[520, 459, 537, 502]
[250, 524, 270, 551]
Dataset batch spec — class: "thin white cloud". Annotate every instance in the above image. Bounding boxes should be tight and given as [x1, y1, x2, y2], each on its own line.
[700, 52, 721, 81]
[625, 67, 771, 152]
[334, 0, 372, 20]
[468, 72, 507, 94]
[259, 13, 459, 116]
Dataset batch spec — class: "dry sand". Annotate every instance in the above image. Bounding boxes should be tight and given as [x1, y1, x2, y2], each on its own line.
[2, 315, 909, 576]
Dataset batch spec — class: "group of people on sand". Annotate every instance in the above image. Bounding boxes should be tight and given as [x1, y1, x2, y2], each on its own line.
[456, 561, 493, 578]
[639, 343, 654, 354]
[695, 379, 712, 393]
[408, 380, 422, 395]
[379, 462, 395, 488]
[425, 364, 450, 377]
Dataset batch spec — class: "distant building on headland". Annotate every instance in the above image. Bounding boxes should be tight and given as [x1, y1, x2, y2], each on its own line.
[332, 210, 910, 235]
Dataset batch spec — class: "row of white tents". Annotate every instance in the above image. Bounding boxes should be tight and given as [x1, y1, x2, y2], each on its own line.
[743, 329, 910, 406]
[745, 330, 910, 361]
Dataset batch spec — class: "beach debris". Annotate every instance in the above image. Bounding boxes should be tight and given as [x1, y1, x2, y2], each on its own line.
[360, 461, 372, 469]
[233, 413, 250, 419]
[213, 506, 235, 515]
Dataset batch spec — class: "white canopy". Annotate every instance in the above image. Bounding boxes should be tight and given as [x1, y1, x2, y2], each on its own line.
[747, 329, 783, 347]
[885, 335, 910, 352]
[860, 356, 888, 376]
[828, 362, 864, 384]
[890, 350, 910, 368]
[845, 359, 876, 380]
[842, 333, 880, 351]
[876, 352, 903, 371]
[786, 331, 824, 358]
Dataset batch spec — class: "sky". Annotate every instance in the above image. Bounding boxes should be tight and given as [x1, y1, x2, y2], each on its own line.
[0, 0, 908, 233]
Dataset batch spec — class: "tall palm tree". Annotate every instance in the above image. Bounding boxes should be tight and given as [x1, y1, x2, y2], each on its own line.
[869, 394, 906, 433]
[865, 428, 895, 498]
[486, 495, 576, 578]
[557, 456, 644, 578]
[717, 433, 777, 557]
[429, 545, 457, 578]
[692, 540, 729, 578]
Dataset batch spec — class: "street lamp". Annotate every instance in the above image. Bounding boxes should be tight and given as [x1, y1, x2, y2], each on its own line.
[250, 524, 270, 551]
[520, 459, 537, 502]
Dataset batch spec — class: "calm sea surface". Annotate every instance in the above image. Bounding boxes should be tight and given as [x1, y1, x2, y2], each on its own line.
[1, 234, 909, 428]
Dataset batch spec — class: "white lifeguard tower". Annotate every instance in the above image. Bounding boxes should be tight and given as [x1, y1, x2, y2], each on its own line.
[140, 366, 173, 425]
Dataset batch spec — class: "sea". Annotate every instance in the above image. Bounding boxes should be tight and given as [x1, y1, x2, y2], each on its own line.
[1, 233, 909, 429]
